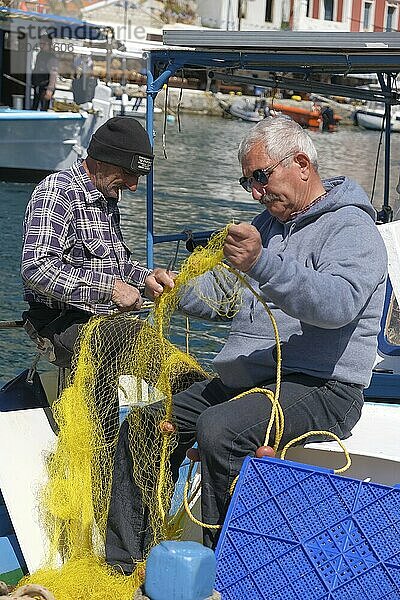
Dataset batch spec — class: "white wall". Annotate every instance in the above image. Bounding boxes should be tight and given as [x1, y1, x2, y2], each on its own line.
[197, 0, 285, 30]
[196, 0, 226, 29]
[240, 0, 286, 30]
[295, 15, 349, 30]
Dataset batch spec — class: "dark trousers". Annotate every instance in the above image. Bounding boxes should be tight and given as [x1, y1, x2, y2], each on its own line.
[105, 373, 364, 573]
[32, 85, 50, 111]
[22, 302, 91, 368]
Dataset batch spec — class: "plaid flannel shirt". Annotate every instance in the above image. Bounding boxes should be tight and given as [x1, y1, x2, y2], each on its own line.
[21, 160, 151, 315]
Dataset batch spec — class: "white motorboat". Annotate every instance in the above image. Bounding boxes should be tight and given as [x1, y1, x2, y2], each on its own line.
[0, 83, 161, 182]
[0, 108, 95, 182]
[354, 101, 400, 132]
[227, 99, 263, 122]
[0, 82, 113, 182]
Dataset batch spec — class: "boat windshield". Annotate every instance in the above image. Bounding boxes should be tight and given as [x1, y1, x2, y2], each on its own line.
[368, 101, 385, 111]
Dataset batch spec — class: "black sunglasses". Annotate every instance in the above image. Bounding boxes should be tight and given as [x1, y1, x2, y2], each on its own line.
[239, 153, 294, 193]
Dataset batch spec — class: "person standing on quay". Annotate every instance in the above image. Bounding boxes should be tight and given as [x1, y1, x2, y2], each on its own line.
[31, 34, 58, 111]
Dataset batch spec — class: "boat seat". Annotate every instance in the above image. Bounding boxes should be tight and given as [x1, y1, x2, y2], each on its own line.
[292, 401, 400, 487]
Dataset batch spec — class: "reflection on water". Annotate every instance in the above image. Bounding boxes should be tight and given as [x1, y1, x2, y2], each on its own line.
[1, 115, 400, 382]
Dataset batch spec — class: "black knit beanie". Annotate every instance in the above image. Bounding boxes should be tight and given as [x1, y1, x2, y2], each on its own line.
[87, 116, 154, 175]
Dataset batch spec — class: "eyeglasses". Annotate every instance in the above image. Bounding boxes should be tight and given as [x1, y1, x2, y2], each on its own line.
[239, 153, 294, 193]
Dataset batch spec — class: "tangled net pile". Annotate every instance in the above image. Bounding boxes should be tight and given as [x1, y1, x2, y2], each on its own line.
[22, 227, 242, 600]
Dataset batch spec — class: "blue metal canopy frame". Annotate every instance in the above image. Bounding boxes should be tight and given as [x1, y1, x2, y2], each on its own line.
[144, 34, 400, 268]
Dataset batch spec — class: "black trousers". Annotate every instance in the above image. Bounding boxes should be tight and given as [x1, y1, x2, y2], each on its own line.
[32, 85, 51, 111]
[105, 373, 364, 574]
[22, 302, 91, 368]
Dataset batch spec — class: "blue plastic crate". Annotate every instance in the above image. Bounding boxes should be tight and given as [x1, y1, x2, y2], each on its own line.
[215, 456, 400, 600]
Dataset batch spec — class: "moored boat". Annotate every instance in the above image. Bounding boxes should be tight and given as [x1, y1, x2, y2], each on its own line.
[0, 108, 92, 182]
[354, 101, 400, 132]
[0, 6, 160, 183]
[0, 89, 162, 182]
[271, 101, 342, 130]
[228, 99, 263, 122]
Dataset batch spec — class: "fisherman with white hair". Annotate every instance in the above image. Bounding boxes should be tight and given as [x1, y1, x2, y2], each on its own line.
[107, 115, 388, 572]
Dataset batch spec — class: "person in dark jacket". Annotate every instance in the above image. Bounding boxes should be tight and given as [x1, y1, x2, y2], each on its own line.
[31, 35, 58, 111]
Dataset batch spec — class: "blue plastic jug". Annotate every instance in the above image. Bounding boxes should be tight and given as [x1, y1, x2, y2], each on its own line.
[144, 540, 216, 600]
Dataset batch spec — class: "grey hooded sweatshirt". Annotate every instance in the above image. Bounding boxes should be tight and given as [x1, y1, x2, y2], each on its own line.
[179, 177, 388, 389]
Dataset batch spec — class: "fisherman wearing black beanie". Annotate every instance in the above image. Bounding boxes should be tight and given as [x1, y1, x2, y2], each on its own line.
[22, 114, 173, 372]
[87, 116, 154, 175]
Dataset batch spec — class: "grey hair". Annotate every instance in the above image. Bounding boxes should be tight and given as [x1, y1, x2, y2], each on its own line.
[237, 114, 319, 170]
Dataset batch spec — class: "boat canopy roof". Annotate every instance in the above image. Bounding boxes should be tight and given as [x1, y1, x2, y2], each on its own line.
[163, 30, 400, 52]
[0, 6, 108, 40]
[143, 30, 400, 106]
[146, 30, 400, 78]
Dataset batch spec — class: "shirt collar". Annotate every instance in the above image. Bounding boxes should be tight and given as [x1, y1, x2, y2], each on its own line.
[72, 160, 104, 205]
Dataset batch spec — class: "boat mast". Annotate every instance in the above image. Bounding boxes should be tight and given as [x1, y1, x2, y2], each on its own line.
[377, 72, 394, 222]
[145, 51, 155, 269]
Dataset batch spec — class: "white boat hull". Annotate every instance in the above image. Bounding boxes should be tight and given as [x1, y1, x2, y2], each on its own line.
[0, 100, 160, 181]
[1, 391, 399, 578]
[288, 402, 400, 485]
[356, 109, 400, 132]
[0, 109, 99, 181]
[229, 103, 263, 122]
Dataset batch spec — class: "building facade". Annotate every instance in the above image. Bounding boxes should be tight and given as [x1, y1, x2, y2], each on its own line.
[81, 0, 201, 43]
[350, 0, 400, 31]
[196, 0, 400, 32]
[14, 0, 400, 33]
[291, 0, 351, 29]
[196, 0, 291, 31]
[291, 0, 400, 31]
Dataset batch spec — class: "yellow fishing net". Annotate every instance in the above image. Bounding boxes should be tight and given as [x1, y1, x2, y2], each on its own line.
[22, 227, 242, 600]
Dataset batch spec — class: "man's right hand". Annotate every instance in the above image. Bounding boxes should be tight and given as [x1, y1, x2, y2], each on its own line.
[112, 279, 143, 312]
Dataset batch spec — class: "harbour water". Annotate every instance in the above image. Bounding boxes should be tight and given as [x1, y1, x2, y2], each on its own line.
[1, 115, 400, 383]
